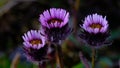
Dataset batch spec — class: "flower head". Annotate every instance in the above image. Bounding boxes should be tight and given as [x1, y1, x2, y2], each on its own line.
[39, 8, 72, 44]
[39, 8, 69, 28]
[79, 13, 110, 48]
[22, 30, 48, 62]
[22, 30, 45, 49]
[82, 13, 108, 34]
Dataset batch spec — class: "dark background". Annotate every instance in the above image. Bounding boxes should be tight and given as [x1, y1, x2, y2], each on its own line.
[0, 0, 120, 68]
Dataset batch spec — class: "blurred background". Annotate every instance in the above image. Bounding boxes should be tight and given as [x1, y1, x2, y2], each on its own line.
[0, 0, 120, 68]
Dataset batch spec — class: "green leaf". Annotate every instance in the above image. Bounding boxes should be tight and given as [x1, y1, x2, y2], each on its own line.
[72, 62, 84, 68]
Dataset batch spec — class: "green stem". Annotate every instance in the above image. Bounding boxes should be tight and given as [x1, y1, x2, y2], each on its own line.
[92, 48, 96, 68]
[55, 44, 64, 68]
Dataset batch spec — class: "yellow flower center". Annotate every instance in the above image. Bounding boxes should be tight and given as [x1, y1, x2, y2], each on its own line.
[30, 39, 42, 45]
[48, 18, 62, 24]
[90, 23, 102, 29]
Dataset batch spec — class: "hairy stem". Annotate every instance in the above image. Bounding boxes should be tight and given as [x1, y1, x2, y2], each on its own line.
[55, 45, 64, 68]
[92, 48, 96, 68]
[79, 52, 90, 68]
[10, 53, 20, 68]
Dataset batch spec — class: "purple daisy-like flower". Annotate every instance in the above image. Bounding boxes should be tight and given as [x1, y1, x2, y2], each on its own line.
[39, 8, 69, 28]
[22, 30, 45, 49]
[22, 30, 48, 62]
[79, 13, 111, 48]
[39, 8, 72, 44]
[82, 13, 108, 34]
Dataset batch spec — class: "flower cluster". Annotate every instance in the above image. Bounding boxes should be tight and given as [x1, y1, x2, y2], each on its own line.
[22, 8, 111, 65]
[22, 8, 71, 63]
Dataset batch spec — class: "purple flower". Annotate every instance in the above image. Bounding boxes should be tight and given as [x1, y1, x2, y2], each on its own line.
[39, 8, 69, 29]
[82, 13, 108, 34]
[79, 13, 111, 48]
[22, 30, 45, 49]
[39, 8, 72, 44]
[22, 30, 48, 62]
